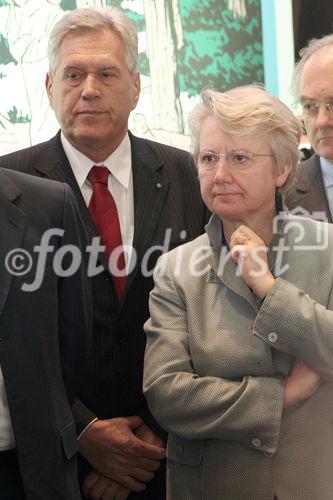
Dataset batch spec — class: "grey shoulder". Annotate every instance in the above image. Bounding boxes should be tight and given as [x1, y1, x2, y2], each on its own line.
[160, 233, 210, 262]
[285, 214, 333, 245]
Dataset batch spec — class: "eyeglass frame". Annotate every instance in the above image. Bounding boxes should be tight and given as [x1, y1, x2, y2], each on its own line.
[299, 97, 333, 119]
[197, 149, 274, 172]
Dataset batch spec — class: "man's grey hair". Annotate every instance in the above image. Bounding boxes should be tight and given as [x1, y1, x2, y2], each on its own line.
[47, 6, 138, 75]
[292, 34, 333, 99]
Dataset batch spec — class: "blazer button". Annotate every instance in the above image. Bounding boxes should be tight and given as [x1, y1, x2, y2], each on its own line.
[251, 437, 262, 448]
[268, 332, 278, 343]
[176, 445, 184, 457]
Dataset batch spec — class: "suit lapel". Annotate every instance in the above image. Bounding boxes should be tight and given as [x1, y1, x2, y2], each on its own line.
[127, 134, 170, 290]
[293, 155, 332, 222]
[32, 133, 103, 239]
[0, 171, 26, 319]
[207, 251, 258, 311]
[30, 133, 172, 294]
[204, 214, 257, 310]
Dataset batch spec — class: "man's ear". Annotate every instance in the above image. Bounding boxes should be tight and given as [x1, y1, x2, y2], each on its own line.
[45, 72, 54, 109]
[131, 72, 141, 110]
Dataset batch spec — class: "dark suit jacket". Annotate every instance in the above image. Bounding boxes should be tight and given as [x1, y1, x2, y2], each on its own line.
[0, 132, 207, 498]
[285, 154, 332, 222]
[0, 168, 91, 499]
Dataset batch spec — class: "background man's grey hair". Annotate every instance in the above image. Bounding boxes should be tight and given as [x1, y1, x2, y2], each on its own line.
[47, 6, 139, 75]
[291, 33, 333, 100]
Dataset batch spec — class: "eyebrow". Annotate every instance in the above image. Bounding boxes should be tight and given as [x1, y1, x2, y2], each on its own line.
[300, 94, 333, 102]
[63, 63, 119, 72]
[299, 95, 315, 102]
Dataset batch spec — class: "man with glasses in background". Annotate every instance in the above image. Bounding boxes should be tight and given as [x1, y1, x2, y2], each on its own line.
[286, 34, 333, 221]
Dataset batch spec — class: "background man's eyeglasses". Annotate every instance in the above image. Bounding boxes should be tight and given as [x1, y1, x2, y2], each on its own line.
[300, 99, 333, 119]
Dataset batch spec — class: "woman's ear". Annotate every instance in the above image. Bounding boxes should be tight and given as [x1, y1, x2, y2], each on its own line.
[275, 162, 292, 188]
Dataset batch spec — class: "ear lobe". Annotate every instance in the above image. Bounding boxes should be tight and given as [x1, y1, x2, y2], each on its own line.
[132, 72, 140, 108]
[45, 72, 54, 108]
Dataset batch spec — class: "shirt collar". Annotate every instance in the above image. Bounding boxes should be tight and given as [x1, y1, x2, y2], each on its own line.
[320, 156, 333, 188]
[60, 132, 132, 189]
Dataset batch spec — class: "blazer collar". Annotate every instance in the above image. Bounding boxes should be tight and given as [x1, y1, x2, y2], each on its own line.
[292, 154, 332, 222]
[0, 170, 26, 318]
[0, 169, 21, 202]
[204, 209, 287, 312]
[28, 131, 172, 297]
[294, 154, 321, 192]
[32, 132, 98, 236]
[126, 133, 171, 290]
[204, 214, 258, 310]
[29, 131, 69, 182]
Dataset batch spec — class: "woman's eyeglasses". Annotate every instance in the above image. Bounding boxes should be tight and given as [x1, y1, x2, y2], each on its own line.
[197, 150, 273, 172]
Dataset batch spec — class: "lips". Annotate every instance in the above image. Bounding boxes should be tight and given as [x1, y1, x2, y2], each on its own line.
[77, 110, 105, 115]
[214, 192, 239, 196]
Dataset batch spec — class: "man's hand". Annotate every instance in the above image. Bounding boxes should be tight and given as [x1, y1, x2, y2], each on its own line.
[78, 416, 166, 491]
[230, 225, 275, 298]
[82, 470, 129, 500]
[284, 358, 321, 408]
[133, 422, 164, 448]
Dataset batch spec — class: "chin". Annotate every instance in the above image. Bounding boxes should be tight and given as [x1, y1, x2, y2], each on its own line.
[215, 209, 240, 220]
[213, 202, 239, 216]
[322, 146, 333, 157]
[73, 131, 104, 145]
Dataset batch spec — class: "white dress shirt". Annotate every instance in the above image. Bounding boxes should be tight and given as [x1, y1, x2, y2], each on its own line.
[320, 156, 333, 220]
[61, 132, 135, 267]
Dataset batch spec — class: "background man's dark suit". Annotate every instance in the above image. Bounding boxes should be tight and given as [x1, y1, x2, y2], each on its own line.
[0, 168, 90, 499]
[285, 154, 332, 221]
[0, 131, 207, 498]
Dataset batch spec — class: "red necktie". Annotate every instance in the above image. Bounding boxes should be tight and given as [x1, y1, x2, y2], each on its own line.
[88, 166, 126, 301]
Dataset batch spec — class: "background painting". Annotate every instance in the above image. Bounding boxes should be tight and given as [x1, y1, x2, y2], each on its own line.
[0, 0, 263, 154]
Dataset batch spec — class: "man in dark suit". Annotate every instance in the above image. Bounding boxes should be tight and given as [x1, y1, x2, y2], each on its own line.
[0, 167, 90, 499]
[286, 34, 333, 221]
[0, 6, 207, 499]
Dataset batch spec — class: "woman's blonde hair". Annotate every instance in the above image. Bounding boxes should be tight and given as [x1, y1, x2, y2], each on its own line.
[189, 85, 302, 195]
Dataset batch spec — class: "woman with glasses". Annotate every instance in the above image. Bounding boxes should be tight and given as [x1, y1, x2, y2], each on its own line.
[143, 85, 333, 500]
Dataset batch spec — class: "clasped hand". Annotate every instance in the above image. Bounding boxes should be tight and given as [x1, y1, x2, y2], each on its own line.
[79, 415, 165, 499]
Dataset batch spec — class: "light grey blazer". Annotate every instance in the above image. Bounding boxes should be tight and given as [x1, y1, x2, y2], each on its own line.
[143, 213, 333, 500]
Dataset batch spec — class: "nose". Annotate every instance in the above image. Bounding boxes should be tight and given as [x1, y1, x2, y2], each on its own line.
[315, 104, 333, 128]
[81, 73, 101, 100]
[213, 157, 233, 183]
